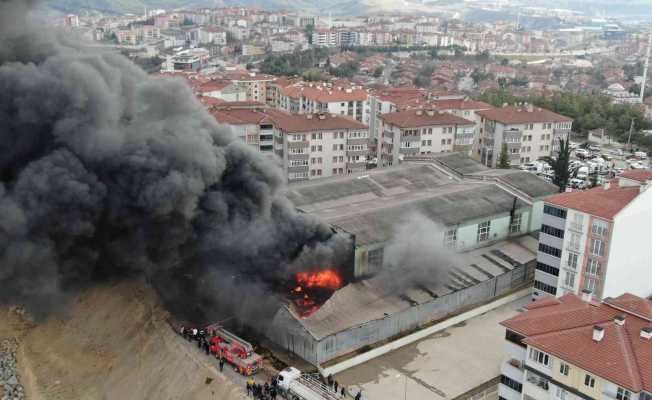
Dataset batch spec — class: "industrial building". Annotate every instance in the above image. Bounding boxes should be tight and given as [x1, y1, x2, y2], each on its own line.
[270, 153, 559, 366]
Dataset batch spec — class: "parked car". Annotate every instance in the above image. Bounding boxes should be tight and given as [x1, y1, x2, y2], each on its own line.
[634, 151, 648, 160]
[575, 148, 590, 159]
[570, 178, 588, 189]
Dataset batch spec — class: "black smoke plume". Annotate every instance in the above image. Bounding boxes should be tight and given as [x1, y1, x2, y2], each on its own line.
[0, 0, 350, 323]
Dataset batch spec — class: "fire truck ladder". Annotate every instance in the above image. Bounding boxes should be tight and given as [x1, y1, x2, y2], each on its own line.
[298, 374, 341, 400]
[215, 328, 254, 354]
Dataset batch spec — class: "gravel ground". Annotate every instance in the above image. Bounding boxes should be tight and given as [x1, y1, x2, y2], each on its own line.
[0, 339, 24, 400]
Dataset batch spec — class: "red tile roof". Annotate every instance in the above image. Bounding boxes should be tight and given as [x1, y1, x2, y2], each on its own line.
[212, 106, 367, 132]
[502, 294, 652, 392]
[477, 105, 572, 124]
[618, 170, 652, 183]
[430, 99, 494, 111]
[380, 109, 474, 128]
[545, 185, 640, 220]
[281, 84, 368, 103]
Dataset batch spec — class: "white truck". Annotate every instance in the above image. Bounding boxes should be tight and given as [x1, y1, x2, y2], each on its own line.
[277, 367, 341, 400]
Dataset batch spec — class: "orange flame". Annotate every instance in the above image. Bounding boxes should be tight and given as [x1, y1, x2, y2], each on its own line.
[295, 269, 343, 290]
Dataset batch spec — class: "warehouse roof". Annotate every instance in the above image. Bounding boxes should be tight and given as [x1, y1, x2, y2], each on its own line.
[330, 184, 528, 246]
[295, 238, 536, 340]
[287, 161, 553, 246]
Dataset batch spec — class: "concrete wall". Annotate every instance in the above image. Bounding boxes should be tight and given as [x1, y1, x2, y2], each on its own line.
[604, 187, 652, 299]
[270, 263, 534, 366]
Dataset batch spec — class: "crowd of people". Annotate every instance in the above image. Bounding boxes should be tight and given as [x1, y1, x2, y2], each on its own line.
[246, 377, 278, 400]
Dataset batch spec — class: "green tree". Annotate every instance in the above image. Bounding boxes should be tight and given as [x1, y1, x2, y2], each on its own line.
[373, 65, 384, 78]
[500, 58, 509, 66]
[542, 137, 572, 193]
[304, 23, 315, 44]
[498, 143, 511, 169]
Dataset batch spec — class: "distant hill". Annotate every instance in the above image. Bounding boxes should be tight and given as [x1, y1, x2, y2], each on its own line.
[45, 0, 371, 14]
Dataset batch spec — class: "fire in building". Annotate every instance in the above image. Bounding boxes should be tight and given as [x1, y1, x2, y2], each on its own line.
[269, 153, 559, 366]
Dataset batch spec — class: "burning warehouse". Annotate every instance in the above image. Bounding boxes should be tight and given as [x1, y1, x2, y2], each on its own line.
[269, 153, 558, 366]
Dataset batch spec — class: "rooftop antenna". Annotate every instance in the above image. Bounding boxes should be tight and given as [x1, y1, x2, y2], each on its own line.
[639, 33, 651, 103]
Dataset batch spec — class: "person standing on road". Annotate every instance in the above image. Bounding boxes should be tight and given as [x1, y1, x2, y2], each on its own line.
[219, 357, 224, 372]
[355, 390, 362, 400]
[334, 381, 339, 392]
[341, 387, 345, 397]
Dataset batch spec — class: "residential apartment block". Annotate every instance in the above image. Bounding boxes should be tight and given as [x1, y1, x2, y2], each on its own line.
[378, 109, 475, 167]
[476, 105, 573, 168]
[211, 103, 369, 182]
[430, 98, 494, 153]
[271, 82, 369, 124]
[533, 172, 652, 301]
[499, 293, 652, 400]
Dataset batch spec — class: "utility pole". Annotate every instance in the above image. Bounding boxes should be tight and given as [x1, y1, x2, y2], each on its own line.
[640, 33, 651, 103]
[627, 118, 635, 152]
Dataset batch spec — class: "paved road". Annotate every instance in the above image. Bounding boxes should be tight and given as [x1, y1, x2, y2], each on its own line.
[334, 296, 531, 400]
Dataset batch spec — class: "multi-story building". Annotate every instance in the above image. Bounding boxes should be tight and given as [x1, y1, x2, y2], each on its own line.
[644, 97, 652, 120]
[223, 71, 276, 103]
[476, 105, 573, 168]
[274, 82, 369, 124]
[499, 292, 652, 400]
[312, 28, 338, 47]
[430, 98, 494, 154]
[533, 172, 652, 301]
[211, 103, 369, 182]
[378, 109, 475, 167]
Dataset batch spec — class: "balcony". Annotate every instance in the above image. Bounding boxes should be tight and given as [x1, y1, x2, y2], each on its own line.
[288, 141, 309, 148]
[569, 223, 583, 233]
[347, 138, 369, 146]
[346, 149, 368, 157]
[399, 147, 419, 155]
[501, 359, 525, 382]
[287, 165, 309, 173]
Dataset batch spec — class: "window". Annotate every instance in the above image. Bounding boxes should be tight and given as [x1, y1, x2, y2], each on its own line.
[510, 214, 522, 234]
[444, 228, 457, 249]
[332, 144, 338, 151]
[590, 239, 604, 256]
[441, 139, 446, 145]
[505, 330, 526, 347]
[529, 348, 551, 367]
[568, 233, 581, 251]
[541, 224, 564, 238]
[639, 392, 652, 400]
[332, 156, 338, 163]
[567, 253, 578, 270]
[526, 371, 549, 391]
[318, 145, 322, 152]
[617, 388, 631, 400]
[563, 271, 576, 288]
[591, 220, 609, 237]
[536, 262, 559, 276]
[556, 387, 568, 400]
[332, 168, 337, 175]
[539, 243, 562, 258]
[367, 248, 384, 271]
[534, 280, 557, 295]
[585, 277, 598, 293]
[501, 375, 522, 393]
[544, 205, 567, 219]
[477, 221, 491, 242]
[586, 258, 601, 276]
[584, 374, 595, 388]
[559, 363, 569, 376]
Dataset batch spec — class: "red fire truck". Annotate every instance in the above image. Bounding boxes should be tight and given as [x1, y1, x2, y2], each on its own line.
[206, 323, 263, 376]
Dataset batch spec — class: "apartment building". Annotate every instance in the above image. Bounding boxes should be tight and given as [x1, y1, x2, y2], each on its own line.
[311, 28, 338, 47]
[274, 82, 369, 124]
[367, 88, 430, 141]
[223, 71, 276, 103]
[430, 98, 494, 154]
[499, 292, 652, 400]
[378, 109, 475, 167]
[476, 105, 573, 168]
[533, 173, 652, 301]
[211, 103, 369, 182]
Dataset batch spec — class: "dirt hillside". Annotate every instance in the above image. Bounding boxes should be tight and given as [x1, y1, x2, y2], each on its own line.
[0, 281, 247, 400]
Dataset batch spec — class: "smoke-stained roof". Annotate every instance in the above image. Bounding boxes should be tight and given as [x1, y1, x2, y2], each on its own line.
[287, 162, 536, 247]
[292, 237, 537, 340]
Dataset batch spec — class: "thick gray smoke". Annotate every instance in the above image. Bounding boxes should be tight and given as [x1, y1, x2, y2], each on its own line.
[376, 213, 455, 294]
[0, 0, 350, 322]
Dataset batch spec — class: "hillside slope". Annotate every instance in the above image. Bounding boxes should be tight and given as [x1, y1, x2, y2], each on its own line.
[0, 281, 246, 400]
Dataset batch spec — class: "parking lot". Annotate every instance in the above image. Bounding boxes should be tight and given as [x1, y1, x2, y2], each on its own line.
[519, 141, 650, 190]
